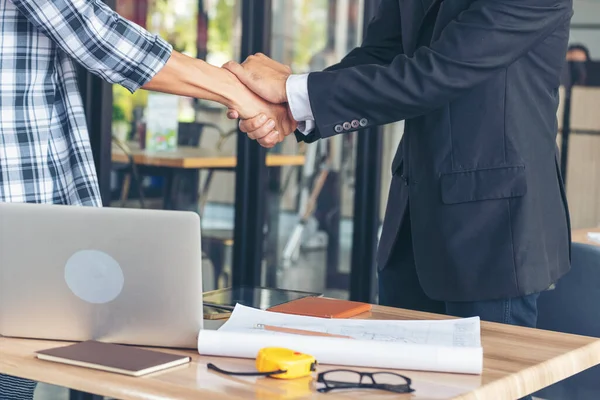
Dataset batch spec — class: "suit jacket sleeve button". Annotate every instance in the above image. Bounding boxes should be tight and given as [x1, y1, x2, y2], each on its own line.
[334, 124, 343, 133]
[343, 122, 352, 130]
[351, 119, 360, 128]
[359, 118, 368, 127]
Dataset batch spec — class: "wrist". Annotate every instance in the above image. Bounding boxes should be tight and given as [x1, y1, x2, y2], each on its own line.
[185, 56, 238, 106]
[287, 106, 299, 131]
[281, 75, 290, 103]
[219, 70, 246, 110]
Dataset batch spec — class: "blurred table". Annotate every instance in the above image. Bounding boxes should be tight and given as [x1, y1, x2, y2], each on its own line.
[572, 227, 600, 246]
[111, 141, 305, 169]
[2, 303, 600, 400]
[111, 141, 304, 209]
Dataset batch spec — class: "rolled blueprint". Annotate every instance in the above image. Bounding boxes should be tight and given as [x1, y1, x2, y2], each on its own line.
[197, 329, 482, 374]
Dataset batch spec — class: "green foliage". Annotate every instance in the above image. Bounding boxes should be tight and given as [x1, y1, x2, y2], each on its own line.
[208, 0, 235, 58]
[293, 0, 328, 69]
[148, 0, 198, 56]
[112, 85, 133, 122]
[113, 0, 199, 123]
[111, 0, 331, 125]
[112, 102, 127, 122]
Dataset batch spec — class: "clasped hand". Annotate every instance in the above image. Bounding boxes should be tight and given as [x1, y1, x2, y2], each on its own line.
[222, 53, 297, 148]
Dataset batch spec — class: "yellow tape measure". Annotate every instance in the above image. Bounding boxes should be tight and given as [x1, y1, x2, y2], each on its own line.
[256, 347, 318, 379]
[207, 347, 317, 380]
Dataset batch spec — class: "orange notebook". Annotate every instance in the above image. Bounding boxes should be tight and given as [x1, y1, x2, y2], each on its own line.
[267, 296, 372, 318]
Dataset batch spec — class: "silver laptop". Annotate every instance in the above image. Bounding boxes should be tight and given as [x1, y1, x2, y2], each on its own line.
[0, 202, 204, 349]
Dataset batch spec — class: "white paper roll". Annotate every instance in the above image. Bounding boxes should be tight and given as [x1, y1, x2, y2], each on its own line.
[197, 330, 482, 374]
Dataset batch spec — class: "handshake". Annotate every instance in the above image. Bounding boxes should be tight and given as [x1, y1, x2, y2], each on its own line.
[221, 53, 300, 148]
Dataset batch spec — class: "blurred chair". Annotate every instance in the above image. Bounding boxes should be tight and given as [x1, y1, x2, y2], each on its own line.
[179, 122, 237, 287]
[177, 121, 226, 147]
[534, 242, 600, 400]
[201, 252, 217, 292]
[169, 122, 238, 215]
[190, 123, 238, 217]
[114, 121, 236, 212]
[112, 134, 145, 208]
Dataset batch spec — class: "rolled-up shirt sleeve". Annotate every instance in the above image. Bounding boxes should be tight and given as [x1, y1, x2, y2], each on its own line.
[12, 0, 173, 93]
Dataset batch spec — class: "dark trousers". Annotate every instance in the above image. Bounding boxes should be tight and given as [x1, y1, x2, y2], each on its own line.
[378, 218, 538, 400]
[378, 259, 539, 328]
[379, 266, 538, 400]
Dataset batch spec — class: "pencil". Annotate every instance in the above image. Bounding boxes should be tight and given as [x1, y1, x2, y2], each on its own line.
[255, 324, 353, 339]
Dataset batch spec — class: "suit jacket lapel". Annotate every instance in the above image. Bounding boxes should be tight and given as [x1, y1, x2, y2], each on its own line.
[414, 0, 443, 46]
[420, 0, 437, 16]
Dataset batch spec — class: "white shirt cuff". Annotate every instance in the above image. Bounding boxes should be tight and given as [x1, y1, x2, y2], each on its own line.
[286, 74, 315, 136]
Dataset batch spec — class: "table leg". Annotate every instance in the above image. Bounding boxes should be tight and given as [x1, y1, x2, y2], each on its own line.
[265, 166, 282, 287]
[189, 169, 200, 209]
[204, 237, 226, 288]
[318, 171, 345, 290]
[162, 169, 175, 210]
[163, 169, 200, 212]
[68, 389, 103, 400]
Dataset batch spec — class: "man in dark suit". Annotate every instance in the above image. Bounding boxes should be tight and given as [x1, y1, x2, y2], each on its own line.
[225, 0, 573, 331]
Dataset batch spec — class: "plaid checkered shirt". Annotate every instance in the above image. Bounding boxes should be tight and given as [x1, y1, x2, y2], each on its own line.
[0, 0, 172, 398]
[0, 0, 172, 206]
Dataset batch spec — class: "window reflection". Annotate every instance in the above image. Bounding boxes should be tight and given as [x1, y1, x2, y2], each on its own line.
[112, 0, 242, 142]
[109, 0, 384, 299]
[110, 0, 241, 213]
[270, 0, 364, 298]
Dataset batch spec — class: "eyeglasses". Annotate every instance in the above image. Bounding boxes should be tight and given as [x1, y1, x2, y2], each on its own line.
[317, 369, 414, 394]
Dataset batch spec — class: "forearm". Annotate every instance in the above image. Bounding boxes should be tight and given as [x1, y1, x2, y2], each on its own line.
[142, 52, 241, 109]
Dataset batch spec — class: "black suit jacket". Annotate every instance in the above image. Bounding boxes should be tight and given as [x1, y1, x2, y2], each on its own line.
[296, 0, 574, 302]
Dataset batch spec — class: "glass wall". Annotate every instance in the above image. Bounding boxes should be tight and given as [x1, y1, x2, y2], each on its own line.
[110, 0, 243, 292]
[556, 0, 600, 230]
[568, 0, 600, 57]
[107, 0, 396, 299]
[102, 0, 600, 302]
[267, 0, 365, 298]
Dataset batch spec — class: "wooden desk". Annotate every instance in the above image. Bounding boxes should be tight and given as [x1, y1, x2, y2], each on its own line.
[2, 305, 600, 400]
[111, 142, 306, 169]
[572, 227, 600, 247]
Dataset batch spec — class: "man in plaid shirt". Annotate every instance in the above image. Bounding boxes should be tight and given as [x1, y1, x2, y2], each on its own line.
[0, 0, 295, 398]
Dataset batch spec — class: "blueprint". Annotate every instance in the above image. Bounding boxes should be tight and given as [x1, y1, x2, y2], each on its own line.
[197, 304, 483, 374]
[220, 304, 480, 347]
